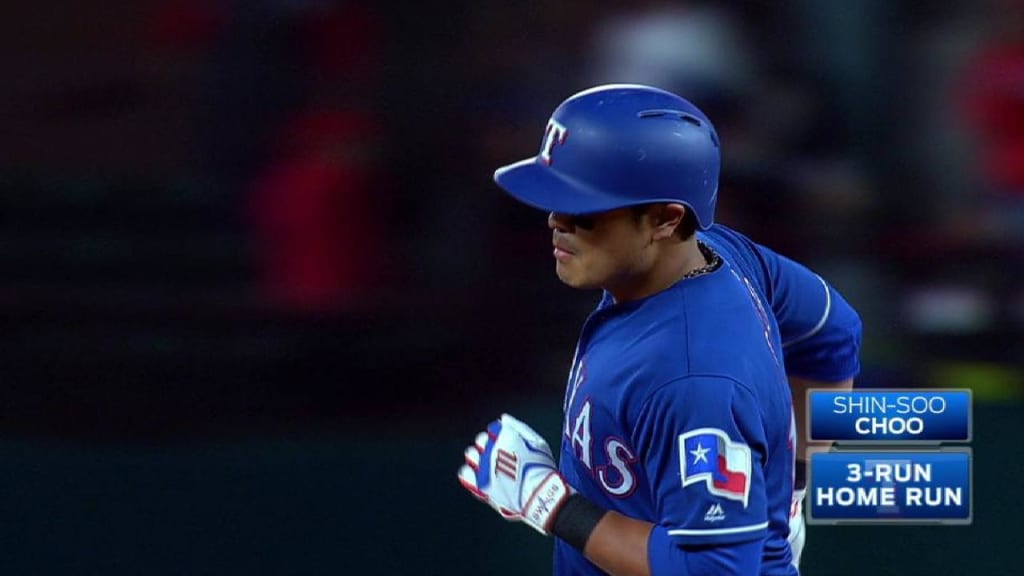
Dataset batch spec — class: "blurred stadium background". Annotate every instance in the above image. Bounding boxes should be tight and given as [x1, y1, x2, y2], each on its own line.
[1, 1, 1021, 574]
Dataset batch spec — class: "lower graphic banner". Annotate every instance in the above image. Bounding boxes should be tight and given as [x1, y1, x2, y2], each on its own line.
[807, 449, 972, 524]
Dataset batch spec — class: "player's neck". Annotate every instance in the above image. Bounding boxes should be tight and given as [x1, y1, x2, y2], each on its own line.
[606, 239, 707, 304]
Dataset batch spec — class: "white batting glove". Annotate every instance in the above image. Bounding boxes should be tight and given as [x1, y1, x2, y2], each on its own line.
[788, 487, 807, 569]
[458, 414, 573, 535]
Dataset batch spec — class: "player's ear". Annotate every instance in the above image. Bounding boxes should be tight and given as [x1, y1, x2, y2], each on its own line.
[651, 203, 686, 241]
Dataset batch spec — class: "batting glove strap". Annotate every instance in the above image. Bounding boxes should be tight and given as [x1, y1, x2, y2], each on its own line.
[522, 471, 572, 535]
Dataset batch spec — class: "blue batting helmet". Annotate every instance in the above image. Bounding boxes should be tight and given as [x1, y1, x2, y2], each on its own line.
[494, 84, 720, 229]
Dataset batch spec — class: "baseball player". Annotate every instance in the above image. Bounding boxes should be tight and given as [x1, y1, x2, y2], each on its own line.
[458, 84, 861, 575]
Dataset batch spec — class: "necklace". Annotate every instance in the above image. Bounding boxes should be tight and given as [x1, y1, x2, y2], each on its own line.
[681, 241, 722, 280]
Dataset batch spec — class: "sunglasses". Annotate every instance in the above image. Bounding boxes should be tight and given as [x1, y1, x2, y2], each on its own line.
[557, 205, 647, 231]
[564, 213, 598, 231]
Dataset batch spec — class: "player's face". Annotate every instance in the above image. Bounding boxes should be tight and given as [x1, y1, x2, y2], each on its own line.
[548, 208, 655, 298]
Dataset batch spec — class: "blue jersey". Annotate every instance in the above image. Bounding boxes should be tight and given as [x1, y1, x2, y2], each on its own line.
[554, 224, 861, 576]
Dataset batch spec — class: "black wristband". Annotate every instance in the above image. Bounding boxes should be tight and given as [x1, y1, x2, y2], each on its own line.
[550, 493, 607, 551]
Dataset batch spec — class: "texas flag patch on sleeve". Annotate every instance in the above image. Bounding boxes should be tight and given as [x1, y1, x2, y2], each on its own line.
[679, 428, 752, 508]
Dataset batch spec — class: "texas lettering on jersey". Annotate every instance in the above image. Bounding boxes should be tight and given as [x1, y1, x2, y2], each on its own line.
[563, 356, 639, 498]
[566, 397, 639, 497]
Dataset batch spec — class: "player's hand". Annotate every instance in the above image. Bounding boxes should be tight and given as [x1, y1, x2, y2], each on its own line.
[788, 487, 807, 568]
[458, 414, 573, 535]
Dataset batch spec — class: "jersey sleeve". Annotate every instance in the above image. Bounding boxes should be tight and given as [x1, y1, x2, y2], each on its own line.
[703, 225, 863, 382]
[648, 525, 762, 576]
[756, 244, 863, 382]
[632, 376, 769, 547]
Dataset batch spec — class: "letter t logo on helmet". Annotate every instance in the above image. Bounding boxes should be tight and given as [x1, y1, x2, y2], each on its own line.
[539, 119, 569, 166]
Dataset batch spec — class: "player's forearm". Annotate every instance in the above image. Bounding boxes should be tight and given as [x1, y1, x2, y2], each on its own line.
[790, 376, 853, 461]
[580, 510, 653, 576]
[579, 510, 765, 576]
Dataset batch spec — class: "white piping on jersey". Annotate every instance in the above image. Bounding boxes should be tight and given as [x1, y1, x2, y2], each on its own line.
[667, 521, 770, 536]
[781, 274, 831, 349]
[563, 340, 583, 418]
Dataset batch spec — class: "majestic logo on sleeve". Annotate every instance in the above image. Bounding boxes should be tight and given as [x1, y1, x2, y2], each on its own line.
[703, 502, 727, 523]
[539, 118, 568, 165]
[679, 428, 753, 507]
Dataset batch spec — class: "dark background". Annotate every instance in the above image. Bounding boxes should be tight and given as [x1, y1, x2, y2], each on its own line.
[1, 1, 1022, 574]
